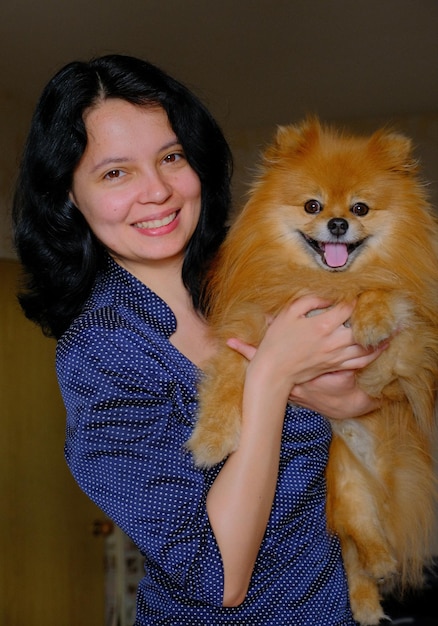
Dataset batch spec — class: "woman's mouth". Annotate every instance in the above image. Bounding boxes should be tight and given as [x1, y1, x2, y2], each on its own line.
[133, 211, 178, 230]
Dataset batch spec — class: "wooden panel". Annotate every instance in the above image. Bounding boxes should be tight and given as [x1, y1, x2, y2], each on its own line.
[0, 259, 105, 626]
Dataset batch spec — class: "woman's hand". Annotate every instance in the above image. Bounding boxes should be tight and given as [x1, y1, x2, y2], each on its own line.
[226, 295, 388, 418]
[289, 370, 380, 419]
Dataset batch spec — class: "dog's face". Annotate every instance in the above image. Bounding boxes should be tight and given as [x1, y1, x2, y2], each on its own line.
[289, 189, 378, 272]
[245, 118, 424, 273]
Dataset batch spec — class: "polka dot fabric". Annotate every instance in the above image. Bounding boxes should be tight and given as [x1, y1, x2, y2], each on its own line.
[58, 259, 356, 625]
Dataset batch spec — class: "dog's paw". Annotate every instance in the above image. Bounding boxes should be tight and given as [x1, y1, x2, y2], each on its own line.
[352, 291, 412, 348]
[186, 422, 240, 468]
[353, 607, 389, 626]
[354, 535, 398, 584]
[349, 574, 388, 626]
[365, 554, 398, 584]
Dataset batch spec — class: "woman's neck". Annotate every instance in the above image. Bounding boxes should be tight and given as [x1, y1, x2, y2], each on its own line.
[113, 254, 188, 309]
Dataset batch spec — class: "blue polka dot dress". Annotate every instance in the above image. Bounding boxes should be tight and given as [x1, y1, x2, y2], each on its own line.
[58, 258, 356, 625]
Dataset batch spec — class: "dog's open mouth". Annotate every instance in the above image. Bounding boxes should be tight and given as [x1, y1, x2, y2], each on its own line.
[301, 233, 366, 269]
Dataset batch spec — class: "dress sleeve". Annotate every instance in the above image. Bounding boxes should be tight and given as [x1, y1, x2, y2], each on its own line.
[58, 319, 224, 606]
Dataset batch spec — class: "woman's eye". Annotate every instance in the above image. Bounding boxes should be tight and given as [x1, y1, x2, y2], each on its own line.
[163, 152, 184, 164]
[104, 169, 125, 180]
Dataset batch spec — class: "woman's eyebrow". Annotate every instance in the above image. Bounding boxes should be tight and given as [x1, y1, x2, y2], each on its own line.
[90, 156, 130, 174]
[160, 138, 182, 151]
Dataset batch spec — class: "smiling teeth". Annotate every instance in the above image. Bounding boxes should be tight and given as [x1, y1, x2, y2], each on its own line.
[135, 212, 177, 229]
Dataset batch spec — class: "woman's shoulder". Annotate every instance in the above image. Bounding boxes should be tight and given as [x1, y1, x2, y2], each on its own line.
[58, 262, 176, 350]
[56, 302, 169, 373]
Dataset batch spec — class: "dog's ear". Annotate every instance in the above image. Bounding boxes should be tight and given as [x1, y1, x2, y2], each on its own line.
[264, 117, 323, 162]
[368, 130, 418, 174]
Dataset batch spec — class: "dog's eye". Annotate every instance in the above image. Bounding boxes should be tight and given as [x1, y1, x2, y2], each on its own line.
[351, 202, 369, 216]
[304, 199, 323, 214]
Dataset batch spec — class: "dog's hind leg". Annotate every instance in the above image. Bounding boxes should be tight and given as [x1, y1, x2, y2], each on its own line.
[342, 537, 389, 626]
[326, 431, 397, 623]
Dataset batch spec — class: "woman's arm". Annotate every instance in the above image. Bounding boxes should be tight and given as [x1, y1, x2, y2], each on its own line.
[206, 360, 289, 606]
[206, 296, 385, 606]
[59, 320, 226, 606]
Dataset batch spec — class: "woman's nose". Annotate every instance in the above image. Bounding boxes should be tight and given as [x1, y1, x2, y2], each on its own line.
[137, 169, 172, 204]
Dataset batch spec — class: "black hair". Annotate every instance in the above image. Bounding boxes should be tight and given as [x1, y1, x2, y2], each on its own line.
[12, 54, 233, 339]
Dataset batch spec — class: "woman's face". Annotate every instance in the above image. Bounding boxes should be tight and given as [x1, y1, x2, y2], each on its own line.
[70, 99, 202, 278]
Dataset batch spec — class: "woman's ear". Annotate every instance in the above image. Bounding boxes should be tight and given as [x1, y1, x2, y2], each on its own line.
[68, 190, 78, 208]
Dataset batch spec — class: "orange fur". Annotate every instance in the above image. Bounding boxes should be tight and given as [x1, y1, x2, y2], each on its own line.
[187, 118, 438, 625]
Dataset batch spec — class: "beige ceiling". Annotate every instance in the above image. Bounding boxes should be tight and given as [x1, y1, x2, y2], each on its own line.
[1, 0, 438, 133]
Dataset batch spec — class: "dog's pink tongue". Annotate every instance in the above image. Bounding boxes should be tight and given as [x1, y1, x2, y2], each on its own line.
[324, 243, 348, 268]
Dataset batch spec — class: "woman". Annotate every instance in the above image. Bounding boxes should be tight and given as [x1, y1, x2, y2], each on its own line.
[13, 55, 385, 625]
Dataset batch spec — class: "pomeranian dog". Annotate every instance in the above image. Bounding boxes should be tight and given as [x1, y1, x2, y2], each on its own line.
[187, 118, 438, 625]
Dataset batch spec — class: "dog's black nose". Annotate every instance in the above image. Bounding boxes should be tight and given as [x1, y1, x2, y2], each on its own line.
[327, 218, 349, 237]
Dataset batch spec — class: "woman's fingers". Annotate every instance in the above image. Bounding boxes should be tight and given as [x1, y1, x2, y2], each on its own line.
[275, 296, 353, 323]
[226, 337, 257, 361]
[335, 339, 389, 370]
